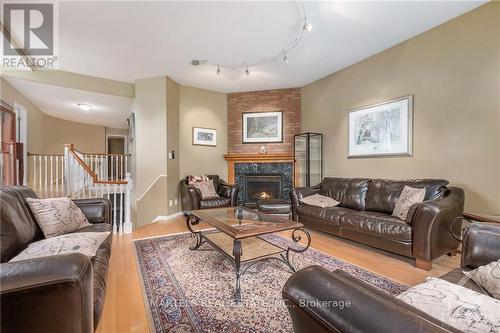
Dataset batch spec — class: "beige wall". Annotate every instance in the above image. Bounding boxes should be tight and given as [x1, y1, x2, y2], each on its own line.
[133, 76, 168, 226]
[1, 77, 108, 155]
[166, 77, 180, 215]
[301, 2, 500, 214]
[179, 86, 228, 181]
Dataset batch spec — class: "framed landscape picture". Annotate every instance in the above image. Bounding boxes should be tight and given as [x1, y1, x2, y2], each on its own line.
[192, 127, 217, 146]
[348, 95, 413, 158]
[242, 111, 283, 143]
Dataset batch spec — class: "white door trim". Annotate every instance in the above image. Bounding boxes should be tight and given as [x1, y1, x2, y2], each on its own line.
[13, 102, 27, 185]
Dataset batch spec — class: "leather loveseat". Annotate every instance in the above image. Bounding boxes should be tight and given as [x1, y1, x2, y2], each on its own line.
[0, 186, 112, 333]
[291, 178, 464, 270]
[282, 222, 500, 333]
[180, 175, 238, 211]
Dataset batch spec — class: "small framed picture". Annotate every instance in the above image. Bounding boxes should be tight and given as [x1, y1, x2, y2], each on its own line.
[242, 111, 283, 143]
[348, 95, 413, 158]
[192, 127, 217, 146]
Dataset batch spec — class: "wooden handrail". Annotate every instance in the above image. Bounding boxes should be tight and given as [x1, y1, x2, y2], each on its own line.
[463, 212, 500, 224]
[83, 152, 131, 157]
[28, 153, 64, 156]
[66, 144, 128, 185]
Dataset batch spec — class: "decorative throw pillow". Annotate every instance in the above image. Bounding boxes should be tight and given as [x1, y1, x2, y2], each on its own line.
[397, 277, 500, 333]
[193, 179, 219, 199]
[26, 197, 91, 238]
[392, 186, 426, 221]
[9, 232, 111, 262]
[464, 259, 500, 300]
[187, 174, 209, 185]
[300, 194, 340, 208]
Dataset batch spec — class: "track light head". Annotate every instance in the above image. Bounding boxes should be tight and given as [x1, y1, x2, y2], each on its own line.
[303, 20, 312, 32]
[283, 54, 289, 64]
[245, 65, 250, 76]
[216, 65, 221, 75]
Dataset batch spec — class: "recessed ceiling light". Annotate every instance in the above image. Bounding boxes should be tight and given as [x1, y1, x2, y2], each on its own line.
[77, 103, 92, 111]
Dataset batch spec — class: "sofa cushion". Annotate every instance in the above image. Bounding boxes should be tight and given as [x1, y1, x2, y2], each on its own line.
[320, 178, 370, 211]
[200, 197, 231, 209]
[365, 179, 449, 214]
[341, 211, 412, 242]
[9, 231, 110, 262]
[440, 268, 490, 296]
[26, 197, 91, 238]
[392, 186, 426, 220]
[397, 277, 500, 333]
[464, 259, 500, 300]
[193, 180, 219, 199]
[297, 206, 353, 227]
[300, 193, 339, 208]
[0, 186, 41, 263]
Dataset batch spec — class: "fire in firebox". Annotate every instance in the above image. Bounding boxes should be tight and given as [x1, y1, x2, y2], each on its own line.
[256, 191, 273, 200]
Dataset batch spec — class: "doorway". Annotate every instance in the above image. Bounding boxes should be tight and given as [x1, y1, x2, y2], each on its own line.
[106, 135, 127, 180]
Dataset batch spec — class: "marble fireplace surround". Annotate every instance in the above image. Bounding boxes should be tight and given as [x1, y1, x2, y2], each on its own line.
[223, 153, 295, 205]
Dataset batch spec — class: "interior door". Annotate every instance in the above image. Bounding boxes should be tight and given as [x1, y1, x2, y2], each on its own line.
[1, 101, 17, 186]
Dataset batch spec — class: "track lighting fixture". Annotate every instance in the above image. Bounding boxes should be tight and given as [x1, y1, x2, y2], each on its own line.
[193, 2, 311, 77]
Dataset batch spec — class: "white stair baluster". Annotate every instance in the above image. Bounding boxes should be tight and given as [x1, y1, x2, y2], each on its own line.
[50, 155, 54, 195]
[32, 156, 37, 190]
[38, 155, 42, 191]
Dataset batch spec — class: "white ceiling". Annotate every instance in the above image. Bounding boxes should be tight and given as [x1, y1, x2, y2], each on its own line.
[4, 77, 133, 129]
[57, 1, 486, 93]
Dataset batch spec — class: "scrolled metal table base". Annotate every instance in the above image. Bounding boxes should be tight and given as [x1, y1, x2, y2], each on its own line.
[186, 219, 311, 303]
[185, 214, 205, 250]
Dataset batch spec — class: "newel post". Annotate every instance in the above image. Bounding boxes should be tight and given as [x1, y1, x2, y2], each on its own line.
[123, 172, 133, 234]
[63, 144, 71, 196]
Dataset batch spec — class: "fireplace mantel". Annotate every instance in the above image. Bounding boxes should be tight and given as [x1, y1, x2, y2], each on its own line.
[224, 153, 294, 185]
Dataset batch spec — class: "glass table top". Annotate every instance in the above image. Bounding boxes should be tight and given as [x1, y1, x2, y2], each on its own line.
[191, 207, 302, 239]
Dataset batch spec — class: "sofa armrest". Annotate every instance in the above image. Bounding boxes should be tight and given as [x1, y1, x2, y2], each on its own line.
[412, 187, 464, 263]
[73, 198, 111, 224]
[282, 266, 459, 333]
[462, 222, 500, 270]
[1, 253, 94, 333]
[180, 180, 202, 211]
[217, 179, 239, 207]
[290, 185, 321, 221]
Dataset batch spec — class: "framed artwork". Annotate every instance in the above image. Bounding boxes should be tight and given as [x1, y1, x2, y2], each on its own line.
[192, 127, 217, 146]
[242, 111, 283, 143]
[348, 95, 413, 158]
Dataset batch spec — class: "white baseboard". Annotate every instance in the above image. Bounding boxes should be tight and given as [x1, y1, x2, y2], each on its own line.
[152, 212, 184, 223]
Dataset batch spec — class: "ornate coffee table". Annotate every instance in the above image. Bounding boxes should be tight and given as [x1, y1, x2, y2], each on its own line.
[185, 207, 311, 302]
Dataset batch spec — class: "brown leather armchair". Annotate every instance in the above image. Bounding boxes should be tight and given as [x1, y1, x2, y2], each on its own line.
[0, 186, 112, 333]
[180, 175, 239, 211]
[282, 222, 500, 333]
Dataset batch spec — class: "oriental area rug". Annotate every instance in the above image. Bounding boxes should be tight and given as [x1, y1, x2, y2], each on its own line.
[134, 232, 407, 333]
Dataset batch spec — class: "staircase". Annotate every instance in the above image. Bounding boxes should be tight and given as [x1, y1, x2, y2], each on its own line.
[28, 144, 132, 234]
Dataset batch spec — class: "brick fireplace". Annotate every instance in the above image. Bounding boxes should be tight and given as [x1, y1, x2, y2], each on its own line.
[224, 88, 301, 204]
[227, 88, 301, 155]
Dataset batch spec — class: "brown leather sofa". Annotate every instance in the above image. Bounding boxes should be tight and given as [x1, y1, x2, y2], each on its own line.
[291, 178, 464, 270]
[180, 175, 239, 211]
[0, 186, 112, 333]
[282, 222, 500, 333]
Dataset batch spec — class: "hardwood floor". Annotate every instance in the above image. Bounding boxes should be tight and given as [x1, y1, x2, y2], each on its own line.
[96, 216, 460, 333]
